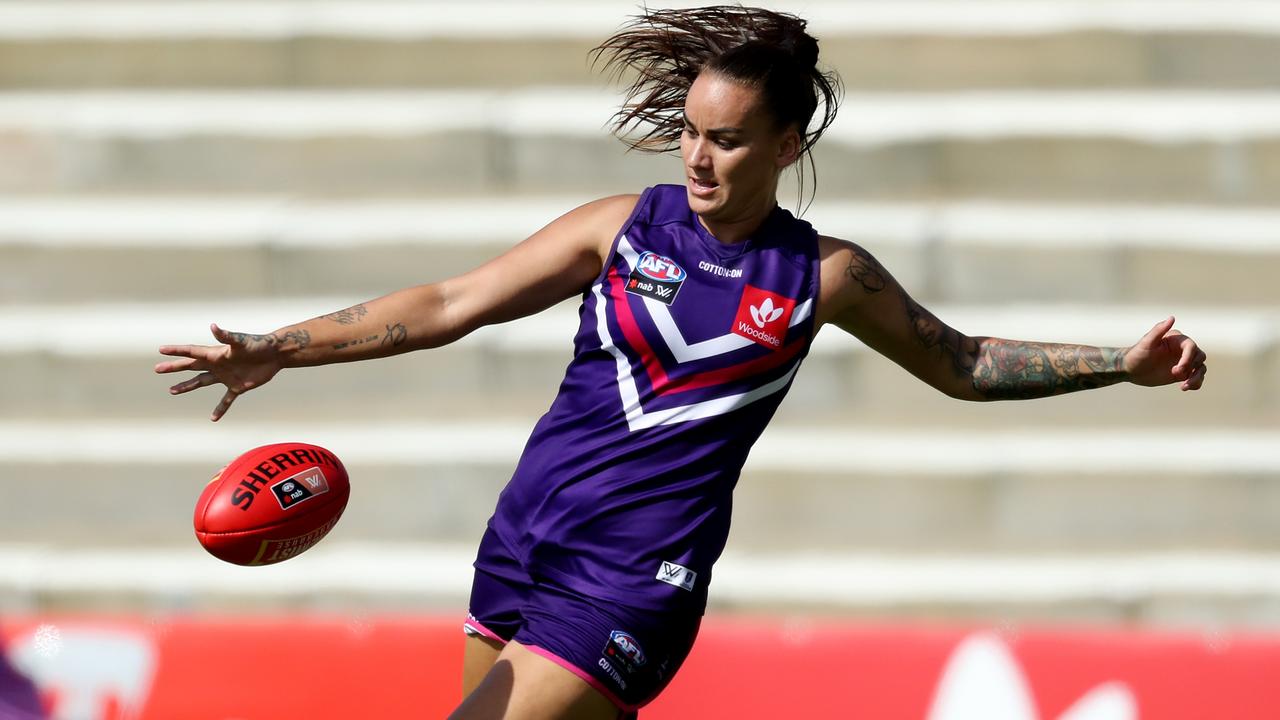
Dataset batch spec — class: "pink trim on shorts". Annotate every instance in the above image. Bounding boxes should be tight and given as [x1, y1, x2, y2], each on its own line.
[523, 643, 640, 713]
[462, 618, 508, 645]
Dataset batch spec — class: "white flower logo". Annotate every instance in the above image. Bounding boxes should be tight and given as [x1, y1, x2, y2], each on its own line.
[750, 297, 784, 327]
[928, 633, 1137, 720]
[31, 624, 62, 659]
[11, 625, 156, 720]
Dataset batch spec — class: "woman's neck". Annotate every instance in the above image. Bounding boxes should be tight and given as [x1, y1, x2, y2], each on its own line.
[696, 201, 776, 245]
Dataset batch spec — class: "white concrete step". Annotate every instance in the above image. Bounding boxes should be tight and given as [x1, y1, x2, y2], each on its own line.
[4, 89, 1279, 143]
[4, 542, 1280, 623]
[6, 196, 1280, 252]
[6, 420, 1275, 474]
[13, 299, 1270, 359]
[1, 420, 1278, 553]
[0, 90, 1276, 200]
[2, 1, 1279, 90]
[6, 1, 1280, 40]
[2, 299, 1270, 425]
[6, 296, 565, 357]
[3, 195, 1279, 305]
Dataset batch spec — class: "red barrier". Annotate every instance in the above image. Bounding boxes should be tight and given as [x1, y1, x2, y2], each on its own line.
[4, 616, 1279, 719]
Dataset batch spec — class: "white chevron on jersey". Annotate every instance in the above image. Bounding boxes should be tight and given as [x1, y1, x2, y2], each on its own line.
[592, 282, 803, 431]
[616, 235, 812, 364]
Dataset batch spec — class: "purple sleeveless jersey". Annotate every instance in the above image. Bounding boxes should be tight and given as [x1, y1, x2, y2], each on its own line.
[485, 184, 821, 611]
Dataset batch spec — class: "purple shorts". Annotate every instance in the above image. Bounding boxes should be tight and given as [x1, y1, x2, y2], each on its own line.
[464, 527, 702, 715]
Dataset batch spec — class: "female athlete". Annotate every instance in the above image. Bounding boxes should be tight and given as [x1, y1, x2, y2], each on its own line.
[155, 6, 1208, 719]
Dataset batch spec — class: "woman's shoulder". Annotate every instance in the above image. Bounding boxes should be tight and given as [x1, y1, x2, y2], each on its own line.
[579, 192, 645, 212]
[558, 193, 644, 232]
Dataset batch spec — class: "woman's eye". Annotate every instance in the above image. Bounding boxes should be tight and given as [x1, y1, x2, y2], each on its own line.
[716, 140, 736, 150]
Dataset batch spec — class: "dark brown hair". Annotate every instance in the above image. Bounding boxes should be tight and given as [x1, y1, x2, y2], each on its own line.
[591, 5, 843, 211]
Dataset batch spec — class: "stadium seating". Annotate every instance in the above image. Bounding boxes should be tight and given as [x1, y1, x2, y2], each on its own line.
[1, 0, 1277, 623]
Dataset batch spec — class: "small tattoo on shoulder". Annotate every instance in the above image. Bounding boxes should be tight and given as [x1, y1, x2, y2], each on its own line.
[846, 247, 886, 294]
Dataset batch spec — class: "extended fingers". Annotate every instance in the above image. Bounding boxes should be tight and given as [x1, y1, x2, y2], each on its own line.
[155, 343, 222, 373]
[154, 355, 205, 374]
[168, 371, 219, 396]
[210, 387, 239, 422]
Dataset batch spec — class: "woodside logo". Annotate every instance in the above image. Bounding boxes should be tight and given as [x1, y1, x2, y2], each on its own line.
[750, 297, 784, 327]
[927, 633, 1136, 720]
[731, 284, 796, 349]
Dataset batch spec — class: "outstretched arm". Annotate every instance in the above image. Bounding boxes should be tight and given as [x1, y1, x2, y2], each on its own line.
[968, 315, 1204, 399]
[156, 194, 638, 420]
[816, 237, 1208, 401]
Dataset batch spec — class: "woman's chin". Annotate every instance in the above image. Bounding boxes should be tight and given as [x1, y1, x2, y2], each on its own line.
[686, 187, 724, 214]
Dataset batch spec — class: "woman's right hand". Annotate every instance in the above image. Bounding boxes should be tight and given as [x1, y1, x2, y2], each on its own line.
[155, 323, 288, 421]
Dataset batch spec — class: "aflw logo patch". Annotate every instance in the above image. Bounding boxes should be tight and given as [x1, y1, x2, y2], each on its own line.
[625, 252, 687, 306]
[270, 467, 330, 511]
[731, 284, 796, 349]
[655, 561, 697, 592]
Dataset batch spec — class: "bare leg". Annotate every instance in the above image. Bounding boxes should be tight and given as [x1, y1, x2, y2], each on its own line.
[450, 640, 621, 720]
[462, 633, 505, 698]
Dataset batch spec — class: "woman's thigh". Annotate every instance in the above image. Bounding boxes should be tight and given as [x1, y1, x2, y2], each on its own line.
[450, 640, 621, 720]
[462, 633, 505, 698]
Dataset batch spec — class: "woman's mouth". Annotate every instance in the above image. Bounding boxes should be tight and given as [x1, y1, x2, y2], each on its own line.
[689, 177, 719, 197]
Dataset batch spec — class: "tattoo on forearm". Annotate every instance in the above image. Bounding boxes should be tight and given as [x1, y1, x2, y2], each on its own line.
[333, 334, 379, 351]
[228, 331, 274, 347]
[845, 241, 1127, 401]
[972, 340, 1127, 400]
[846, 246, 887, 294]
[278, 329, 311, 350]
[228, 329, 310, 351]
[321, 304, 368, 325]
[381, 323, 408, 348]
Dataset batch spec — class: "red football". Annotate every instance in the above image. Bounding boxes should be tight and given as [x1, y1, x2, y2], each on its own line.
[194, 442, 350, 566]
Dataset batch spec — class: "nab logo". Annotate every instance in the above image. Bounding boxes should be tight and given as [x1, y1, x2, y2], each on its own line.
[655, 560, 697, 592]
[270, 467, 330, 511]
[731, 284, 796, 349]
[626, 252, 687, 306]
[636, 252, 687, 282]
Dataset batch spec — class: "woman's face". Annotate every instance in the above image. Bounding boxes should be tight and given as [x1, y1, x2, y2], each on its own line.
[680, 71, 800, 226]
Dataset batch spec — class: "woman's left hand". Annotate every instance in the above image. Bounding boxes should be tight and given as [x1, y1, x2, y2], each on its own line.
[1123, 316, 1208, 391]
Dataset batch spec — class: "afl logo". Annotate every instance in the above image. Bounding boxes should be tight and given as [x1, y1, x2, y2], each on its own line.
[606, 630, 648, 668]
[636, 252, 687, 283]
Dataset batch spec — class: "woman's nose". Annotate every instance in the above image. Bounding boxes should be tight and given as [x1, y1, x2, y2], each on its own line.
[687, 139, 711, 169]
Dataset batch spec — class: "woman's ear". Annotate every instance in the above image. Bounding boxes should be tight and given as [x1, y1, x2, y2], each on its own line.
[776, 127, 802, 169]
